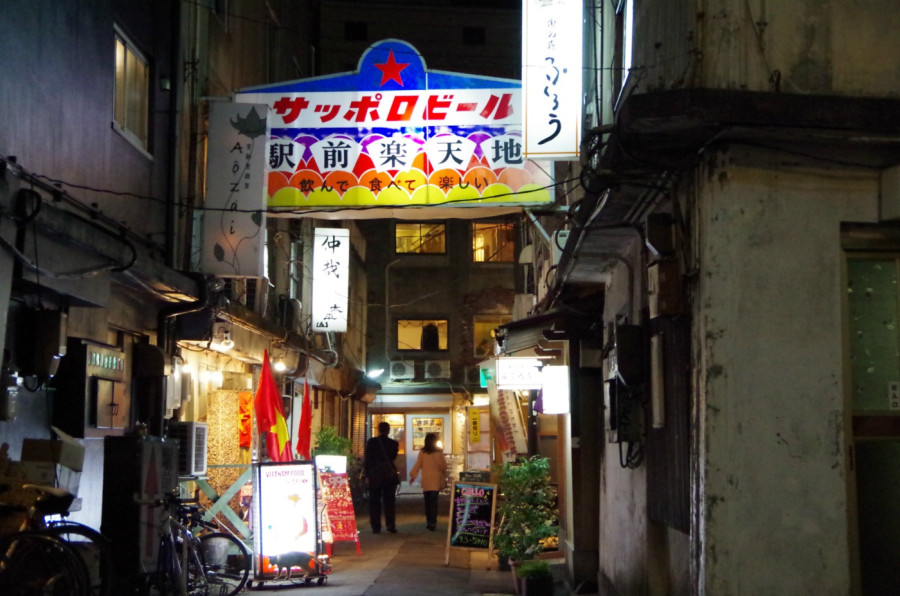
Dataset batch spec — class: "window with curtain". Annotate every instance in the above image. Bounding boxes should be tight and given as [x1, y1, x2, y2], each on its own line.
[395, 223, 446, 254]
[472, 222, 515, 262]
[114, 28, 149, 152]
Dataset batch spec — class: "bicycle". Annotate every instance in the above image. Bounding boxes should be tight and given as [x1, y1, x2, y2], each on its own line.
[0, 483, 93, 595]
[141, 490, 250, 596]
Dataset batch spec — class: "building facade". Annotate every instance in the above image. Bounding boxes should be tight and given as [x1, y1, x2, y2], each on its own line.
[0, 0, 372, 544]
[508, 1, 900, 594]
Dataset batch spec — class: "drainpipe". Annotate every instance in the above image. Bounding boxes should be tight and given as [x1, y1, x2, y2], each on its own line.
[384, 259, 401, 364]
[157, 273, 216, 355]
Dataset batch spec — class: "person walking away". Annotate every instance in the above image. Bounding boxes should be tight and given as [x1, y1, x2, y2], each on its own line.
[409, 432, 447, 531]
[364, 421, 400, 533]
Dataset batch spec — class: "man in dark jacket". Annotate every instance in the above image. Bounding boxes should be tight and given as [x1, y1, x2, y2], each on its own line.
[364, 421, 400, 533]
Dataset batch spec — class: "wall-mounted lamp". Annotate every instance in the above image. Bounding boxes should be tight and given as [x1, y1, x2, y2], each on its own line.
[270, 344, 289, 373]
[366, 368, 385, 379]
[211, 326, 234, 352]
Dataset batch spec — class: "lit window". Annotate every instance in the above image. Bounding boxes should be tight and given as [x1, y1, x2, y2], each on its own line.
[472, 222, 515, 262]
[473, 315, 511, 357]
[114, 28, 149, 151]
[397, 319, 448, 351]
[395, 223, 446, 254]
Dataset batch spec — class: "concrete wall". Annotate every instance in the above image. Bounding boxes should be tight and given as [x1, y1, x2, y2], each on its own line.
[694, 146, 877, 594]
[317, 1, 521, 80]
[631, 0, 900, 97]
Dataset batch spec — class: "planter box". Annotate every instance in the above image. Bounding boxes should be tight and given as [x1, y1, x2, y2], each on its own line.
[523, 574, 554, 596]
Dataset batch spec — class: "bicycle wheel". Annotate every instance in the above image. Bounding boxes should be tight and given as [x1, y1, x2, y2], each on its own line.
[198, 532, 250, 596]
[156, 534, 185, 596]
[45, 521, 116, 596]
[0, 530, 91, 595]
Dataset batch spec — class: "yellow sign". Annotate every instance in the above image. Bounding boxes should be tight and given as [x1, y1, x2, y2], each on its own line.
[470, 412, 480, 444]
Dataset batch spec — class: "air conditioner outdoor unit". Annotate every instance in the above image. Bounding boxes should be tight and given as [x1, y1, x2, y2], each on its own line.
[425, 360, 451, 379]
[168, 421, 208, 476]
[389, 360, 415, 380]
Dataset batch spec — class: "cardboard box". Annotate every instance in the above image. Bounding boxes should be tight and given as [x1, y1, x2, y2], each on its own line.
[18, 461, 81, 495]
[20, 428, 86, 472]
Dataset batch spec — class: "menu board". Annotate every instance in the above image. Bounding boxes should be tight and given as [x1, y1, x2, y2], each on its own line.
[445, 481, 497, 565]
[319, 472, 359, 544]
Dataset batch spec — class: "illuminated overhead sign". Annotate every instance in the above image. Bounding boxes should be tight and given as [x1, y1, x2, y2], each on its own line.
[523, 0, 584, 159]
[496, 357, 543, 389]
[312, 228, 350, 332]
[235, 39, 552, 211]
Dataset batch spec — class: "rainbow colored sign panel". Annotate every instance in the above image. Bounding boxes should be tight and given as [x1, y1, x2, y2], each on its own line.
[234, 39, 552, 210]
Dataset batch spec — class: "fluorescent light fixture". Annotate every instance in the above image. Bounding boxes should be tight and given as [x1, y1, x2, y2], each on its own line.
[496, 357, 543, 389]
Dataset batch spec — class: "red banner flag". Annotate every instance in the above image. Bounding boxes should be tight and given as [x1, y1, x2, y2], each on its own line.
[296, 379, 313, 460]
[254, 350, 293, 462]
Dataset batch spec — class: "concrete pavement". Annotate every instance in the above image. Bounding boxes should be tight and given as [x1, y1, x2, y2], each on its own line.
[246, 486, 568, 595]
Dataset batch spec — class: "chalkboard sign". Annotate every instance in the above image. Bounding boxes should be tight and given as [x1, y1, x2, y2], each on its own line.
[445, 481, 497, 566]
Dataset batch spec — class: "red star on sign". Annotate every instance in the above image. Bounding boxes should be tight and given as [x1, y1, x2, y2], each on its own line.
[374, 50, 409, 87]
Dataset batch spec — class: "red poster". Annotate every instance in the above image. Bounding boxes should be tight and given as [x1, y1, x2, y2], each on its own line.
[318, 472, 358, 543]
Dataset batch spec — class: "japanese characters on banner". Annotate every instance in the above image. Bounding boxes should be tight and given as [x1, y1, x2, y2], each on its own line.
[318, 472, 359, 544]
[202, 101, 268, 277]
[489, 387, 529, 461]
[523, 0, 583, 159]
[312, 228, 350, 332]
[235, 39, 553, 210]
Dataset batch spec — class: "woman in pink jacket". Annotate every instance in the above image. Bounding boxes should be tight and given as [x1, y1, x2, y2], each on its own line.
[409, 432, 447, 530]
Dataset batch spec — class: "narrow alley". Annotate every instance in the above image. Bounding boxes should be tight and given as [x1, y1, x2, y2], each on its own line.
[251, 488, 569, 596]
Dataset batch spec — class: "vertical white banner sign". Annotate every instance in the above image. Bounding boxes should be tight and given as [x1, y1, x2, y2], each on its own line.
[202, 101, 268, 277]
[312, 228, 350, 332]
[523, 0, 583, 159]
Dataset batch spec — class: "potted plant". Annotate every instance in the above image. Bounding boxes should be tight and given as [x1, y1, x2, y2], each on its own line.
[311, 426, 352, 458]
[312, 426, 366, 505]
[515, 560, 554, 596]
[493, 456, 558, 592]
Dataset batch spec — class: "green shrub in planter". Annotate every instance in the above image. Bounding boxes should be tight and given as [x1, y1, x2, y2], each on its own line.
[493, 456, 558, 563]
[516, 559, 554, 596]
[515, 560, 551, 579]
[311, 426, 352, 458]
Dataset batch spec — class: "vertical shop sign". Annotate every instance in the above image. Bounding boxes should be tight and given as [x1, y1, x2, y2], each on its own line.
[202, 101, 268, 277]
[312, 228, 350, 332]
[522, 0, 583, 159]
[470, 411, 480, 444]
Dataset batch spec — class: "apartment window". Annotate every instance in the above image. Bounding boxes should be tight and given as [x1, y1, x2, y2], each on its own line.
[472, 222, 515, 262]
[463, 26, 486, 46]
[473, 315, 511, 357]
[345, 21, 367, 42]
[114, 28, 150, 152]
[396, 223, 446, 254]
[397, 319, 448, 351]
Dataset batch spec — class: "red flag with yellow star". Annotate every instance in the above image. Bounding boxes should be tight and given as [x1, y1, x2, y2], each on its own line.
[254, 350, 293, 462]
[295, 379, 313, 460]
